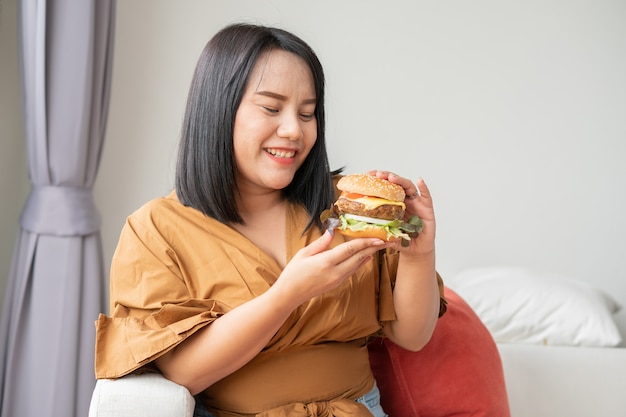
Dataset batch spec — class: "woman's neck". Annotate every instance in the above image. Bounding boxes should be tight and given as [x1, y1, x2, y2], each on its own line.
[236, 188, 284, 220]
[232, 190, 288, 268]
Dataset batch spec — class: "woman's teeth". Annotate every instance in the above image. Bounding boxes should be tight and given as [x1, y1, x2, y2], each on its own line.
[266, 148, 295, 158]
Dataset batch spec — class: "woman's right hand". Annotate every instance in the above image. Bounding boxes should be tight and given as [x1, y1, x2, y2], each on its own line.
[275, 231, 388, 306]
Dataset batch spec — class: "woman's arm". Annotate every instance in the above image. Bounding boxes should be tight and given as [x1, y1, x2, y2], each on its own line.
[384, 250, 440, 351]
[155, 281, 298, 395]
[368, 171, 441, 351]
[155, 231, 388, 395]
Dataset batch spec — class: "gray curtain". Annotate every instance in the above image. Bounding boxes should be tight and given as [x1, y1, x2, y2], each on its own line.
[0, 1, 116, 416]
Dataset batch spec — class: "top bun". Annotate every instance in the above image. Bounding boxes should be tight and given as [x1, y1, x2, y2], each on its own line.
[337, 174, 406, 202]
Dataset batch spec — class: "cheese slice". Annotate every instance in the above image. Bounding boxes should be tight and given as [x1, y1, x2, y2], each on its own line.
[341, 194, 406, 210]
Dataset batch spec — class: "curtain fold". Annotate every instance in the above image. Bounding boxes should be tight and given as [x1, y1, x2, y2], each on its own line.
[0, 1, 116, 416]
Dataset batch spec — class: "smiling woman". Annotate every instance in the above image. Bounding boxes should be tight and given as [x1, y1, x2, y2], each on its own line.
[94, 23, 445, 417]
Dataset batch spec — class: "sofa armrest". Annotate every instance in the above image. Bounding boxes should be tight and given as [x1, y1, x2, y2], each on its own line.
[88, 373, 195, 417]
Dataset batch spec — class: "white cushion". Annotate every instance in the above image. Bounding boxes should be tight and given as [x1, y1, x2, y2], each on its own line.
[89, 373, 195, 417]
[446, 267, 622, 347]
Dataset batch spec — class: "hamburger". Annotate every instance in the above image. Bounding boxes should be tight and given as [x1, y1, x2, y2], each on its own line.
[321, 174, 423, 243]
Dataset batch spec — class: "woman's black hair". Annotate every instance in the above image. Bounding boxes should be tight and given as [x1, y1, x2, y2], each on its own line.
[175, 23, 338, 232]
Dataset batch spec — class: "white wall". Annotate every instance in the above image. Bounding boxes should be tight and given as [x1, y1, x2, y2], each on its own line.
[96, 0, 626, 315]
[2, 0, 625, 330]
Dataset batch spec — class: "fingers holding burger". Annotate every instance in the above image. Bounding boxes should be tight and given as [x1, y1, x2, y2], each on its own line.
[366, 170, 422, 202]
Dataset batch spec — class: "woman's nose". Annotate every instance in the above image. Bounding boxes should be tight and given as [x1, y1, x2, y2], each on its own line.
[276, 112, 303, 141]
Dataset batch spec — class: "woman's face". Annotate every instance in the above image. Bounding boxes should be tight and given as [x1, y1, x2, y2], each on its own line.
[233, 49, 317, 195]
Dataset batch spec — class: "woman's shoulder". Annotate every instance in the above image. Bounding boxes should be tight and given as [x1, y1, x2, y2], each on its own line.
[126, 190, 207, 231]
[128, 190, 183, 219]
[122, 190, 236, 250]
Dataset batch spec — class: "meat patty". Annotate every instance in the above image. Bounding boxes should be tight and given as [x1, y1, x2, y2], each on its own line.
[335, 197, 405, 221]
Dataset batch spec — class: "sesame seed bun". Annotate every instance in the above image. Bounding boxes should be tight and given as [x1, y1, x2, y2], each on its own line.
[336, 174, 405, 202]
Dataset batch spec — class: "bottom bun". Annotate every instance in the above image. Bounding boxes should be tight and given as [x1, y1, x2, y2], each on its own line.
[336, 227, 402, 242]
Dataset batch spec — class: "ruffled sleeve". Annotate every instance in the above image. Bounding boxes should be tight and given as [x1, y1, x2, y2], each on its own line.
[94, 200, 228, 379]
[94, 299, 227, 379]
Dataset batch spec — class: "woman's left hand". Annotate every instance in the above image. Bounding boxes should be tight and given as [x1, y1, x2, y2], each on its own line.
[366, 170, 436, 257]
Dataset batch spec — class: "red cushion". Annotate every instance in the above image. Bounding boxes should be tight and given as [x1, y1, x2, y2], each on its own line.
[368, 287, 511, 417]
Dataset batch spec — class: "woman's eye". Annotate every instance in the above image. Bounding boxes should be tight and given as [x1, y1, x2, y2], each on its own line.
[263, 106, 279, 114]
[300, 113, 315, 121]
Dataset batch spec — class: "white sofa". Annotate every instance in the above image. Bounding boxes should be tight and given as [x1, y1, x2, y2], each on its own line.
[89, 372, 195, 417]
[498, 343, 626, 417]
[89, 343, 626, 417]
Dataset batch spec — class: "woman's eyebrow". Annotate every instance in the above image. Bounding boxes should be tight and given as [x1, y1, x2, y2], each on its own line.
[254, 90, 316, 104]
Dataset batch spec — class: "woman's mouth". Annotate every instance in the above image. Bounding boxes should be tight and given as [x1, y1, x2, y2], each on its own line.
[265, 148, 296, 159]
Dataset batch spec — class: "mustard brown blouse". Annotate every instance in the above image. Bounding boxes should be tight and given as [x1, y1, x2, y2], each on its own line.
[94, 190, 444, 416]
